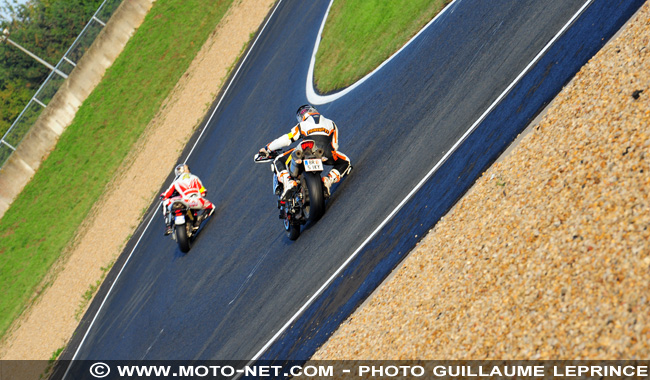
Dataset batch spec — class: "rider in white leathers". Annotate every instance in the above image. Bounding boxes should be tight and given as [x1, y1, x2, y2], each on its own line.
[258, 104, 351, 199]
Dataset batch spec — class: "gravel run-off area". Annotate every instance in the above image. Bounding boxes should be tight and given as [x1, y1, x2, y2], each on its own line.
[312, 2, 650, 360]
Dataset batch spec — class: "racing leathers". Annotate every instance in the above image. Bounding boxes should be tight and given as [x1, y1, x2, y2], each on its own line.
[160, 172, 214, 234]
[263, 113, 351, 198]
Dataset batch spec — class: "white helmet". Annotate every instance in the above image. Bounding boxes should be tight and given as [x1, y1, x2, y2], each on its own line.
[174, 164, 190, 177]
[296, 104, 318, 123]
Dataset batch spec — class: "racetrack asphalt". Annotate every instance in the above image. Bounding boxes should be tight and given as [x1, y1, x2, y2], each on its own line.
[56, 0, 644, 372]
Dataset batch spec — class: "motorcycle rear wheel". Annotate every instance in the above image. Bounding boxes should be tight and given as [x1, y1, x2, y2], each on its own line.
[301, 172, 325, 223]
[176, 222, 192, 253]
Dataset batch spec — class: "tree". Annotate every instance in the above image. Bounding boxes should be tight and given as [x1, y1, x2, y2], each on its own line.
[0, 0, 104, 138]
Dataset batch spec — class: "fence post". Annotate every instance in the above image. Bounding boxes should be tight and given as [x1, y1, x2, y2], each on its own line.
[0, 0, 153, 219]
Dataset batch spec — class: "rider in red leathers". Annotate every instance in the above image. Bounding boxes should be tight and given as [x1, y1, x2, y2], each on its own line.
[258, 104, 351, 199]
[160, 164, 214, 235]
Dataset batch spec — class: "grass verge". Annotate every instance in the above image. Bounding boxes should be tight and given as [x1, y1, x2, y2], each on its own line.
[313, 0, 453, 93]
[0, 0, 234, 340]
[0, 0, 451, 343]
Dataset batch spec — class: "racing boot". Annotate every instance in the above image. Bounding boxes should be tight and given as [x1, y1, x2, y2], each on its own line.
[281, 179, 297, 200]
[279, 171, 297, 200]
[164, 213, 173, 235]
[322, 176, 333, 198]
[200, 205, 215, 222]
[322, 169, 341, 198]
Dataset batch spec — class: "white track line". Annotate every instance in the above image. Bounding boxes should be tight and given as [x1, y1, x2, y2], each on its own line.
[249, 0, 594, 363]
[62, 1, 286, 378]
[66, 0, 594, 374]
[306, 0, 463, 105]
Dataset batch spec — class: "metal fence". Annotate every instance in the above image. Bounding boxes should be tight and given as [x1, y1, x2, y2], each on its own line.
[0, 0, 124, 168]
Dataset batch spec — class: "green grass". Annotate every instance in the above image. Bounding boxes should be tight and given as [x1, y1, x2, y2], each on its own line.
[39, 345, 66, 379]
[0, 0, 234, 339]
[313, 0, 452, 93]
[0, 0, 453, 342]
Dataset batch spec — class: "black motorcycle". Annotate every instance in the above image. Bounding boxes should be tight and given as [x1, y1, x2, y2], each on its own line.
[255, 139, 330, 240]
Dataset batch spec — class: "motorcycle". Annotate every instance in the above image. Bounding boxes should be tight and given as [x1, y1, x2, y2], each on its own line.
[162, 197, 211, 253]
[254, 139, 331, 240]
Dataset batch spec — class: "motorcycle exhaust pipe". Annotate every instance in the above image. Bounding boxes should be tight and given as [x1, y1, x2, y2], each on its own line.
[289, 160, 300, 177]
[292, 149, 303, 164]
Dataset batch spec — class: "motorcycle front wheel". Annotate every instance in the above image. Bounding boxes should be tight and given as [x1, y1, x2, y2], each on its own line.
[284, 218, 300, 240]
[175, 222, 192, 253]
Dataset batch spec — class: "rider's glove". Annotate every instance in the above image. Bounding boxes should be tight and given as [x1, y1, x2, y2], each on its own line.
[259, 146, 270, 157]
[159, 193, 166, 200]
[201, 191, 207, 197]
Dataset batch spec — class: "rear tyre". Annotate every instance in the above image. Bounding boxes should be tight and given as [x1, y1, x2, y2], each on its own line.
[301, 172, 325, 222]
[284, 218, 300, 240]
[176, 223, 191, 253]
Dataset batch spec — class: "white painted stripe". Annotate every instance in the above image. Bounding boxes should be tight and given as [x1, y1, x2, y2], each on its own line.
[66, 0, 595, 375]
[62, 1, 286, 377]
[250, 0, 595, 364]
[183, 2, 284, 161]
[306, 0, 463, 105]
[62, 207, 158, 379]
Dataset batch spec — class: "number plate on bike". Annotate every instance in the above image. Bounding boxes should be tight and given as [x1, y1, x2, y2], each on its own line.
[304, 158, 323, 172]
[175, 215, 186, 225]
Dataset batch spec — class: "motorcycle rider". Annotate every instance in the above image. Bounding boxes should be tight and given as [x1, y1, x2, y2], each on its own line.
[160, 164, 214, 235]
[258, 104, 351, 199]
